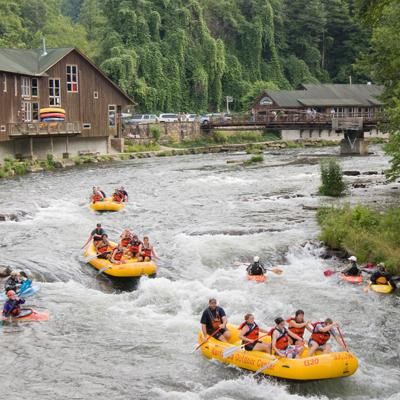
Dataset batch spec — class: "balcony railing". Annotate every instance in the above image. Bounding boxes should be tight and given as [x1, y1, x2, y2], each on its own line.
[9, 122, 82, 137]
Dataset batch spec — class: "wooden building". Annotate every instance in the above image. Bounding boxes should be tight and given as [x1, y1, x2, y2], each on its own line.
[252, 84, 383, 118]
[0, 47, 133, 160]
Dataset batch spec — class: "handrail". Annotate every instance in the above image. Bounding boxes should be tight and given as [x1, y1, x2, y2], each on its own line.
[8, 122, 82, 137]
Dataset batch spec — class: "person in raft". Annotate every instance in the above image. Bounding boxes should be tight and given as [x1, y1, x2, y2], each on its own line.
[4, 271, 22, 293]
[3, 290, 25, 317]
[110, 244, 126, 264]
[95, 234, 112, 259]
[91, 187, 105, 203]
[112, 189, 124, 203]
[82, 223, 107, 248]
[119, 229, 133, 248]
[368, 263, 397, 289]
[139, 236, 159, 261]
[271, 317, 304, 358]
[307, 318, 346, 357]
[246, 256, 266, 276]
[97, 186, 106, 198]
[239, 313, 271, 352]
[287, 309, 312, 345]
[127, 234, 142, 258]
[343, 256, 361, 276]
[200, 298, 231, 342]
[119, 186, 129, 202]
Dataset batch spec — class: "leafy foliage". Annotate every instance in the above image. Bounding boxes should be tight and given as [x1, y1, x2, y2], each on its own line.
[319, 158, 346, 197]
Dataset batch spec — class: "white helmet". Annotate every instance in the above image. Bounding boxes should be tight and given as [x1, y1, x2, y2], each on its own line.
[253, 256, 260, 262]
[348, 256, 357, 262]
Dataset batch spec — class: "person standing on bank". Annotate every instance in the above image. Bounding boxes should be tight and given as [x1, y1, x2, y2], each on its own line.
[200, 298, 231, 342]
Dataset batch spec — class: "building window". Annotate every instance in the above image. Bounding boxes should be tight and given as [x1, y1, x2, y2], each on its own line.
[22, 101, 32, 122]
[31, 78, 39, 97]
[21, 77, 31, 98]
[108, 105, 116, 127]
[93, 91, 99, 99]
[0, 125, 6, 132]
[3, 73, 7, 92]
[49, 78, 61, 106]
[66, 65, 78, 92]
[32, 102, 39, 121]
[83, 123, 91, 129]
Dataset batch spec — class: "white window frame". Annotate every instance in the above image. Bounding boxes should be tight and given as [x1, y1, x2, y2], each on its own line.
[108, 105, 116, 128]
[21, 77, 31, 98]
[22, 101, 32, 122]
[31, 78, 39, 97]
[66, 64, 79, 93]
[0, 125, 6, 132]
[3, 73, 7, 93]
[93, 91, 99, 99]
[49, 78, 61, 106]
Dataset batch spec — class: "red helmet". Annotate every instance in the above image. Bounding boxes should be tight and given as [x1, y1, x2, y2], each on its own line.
[6, 290, 16, 298]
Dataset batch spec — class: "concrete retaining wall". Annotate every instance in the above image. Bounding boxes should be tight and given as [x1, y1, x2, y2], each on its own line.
[281, 128, 388, 141]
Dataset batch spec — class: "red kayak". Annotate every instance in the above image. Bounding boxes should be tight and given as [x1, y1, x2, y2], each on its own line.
[340, 273, 363, 284]
[1, 308, 49, 322]
[247, 274, 267, 283]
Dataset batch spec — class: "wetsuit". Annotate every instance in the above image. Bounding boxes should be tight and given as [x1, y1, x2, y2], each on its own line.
[3, 298, 25, 317]
[4, 276, 21, 293]
[344, 261, 360, 276]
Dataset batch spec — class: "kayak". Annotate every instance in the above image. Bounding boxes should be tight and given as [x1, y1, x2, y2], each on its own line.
[340, 273, 363, 284]
[198, 324, 358, 381]
[0, 284, 40, 300]
[1, 308, 49, 322]
[247, 274, 267, 283]
[370, 283, 394, 294]
[84, 242, 157, 278]
[90, 198, 125, 212]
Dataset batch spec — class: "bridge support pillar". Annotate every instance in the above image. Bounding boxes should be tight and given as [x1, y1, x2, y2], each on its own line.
[340, 130, 368, 155]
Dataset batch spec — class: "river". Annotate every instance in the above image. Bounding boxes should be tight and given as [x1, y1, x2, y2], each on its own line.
[0, 145, 399, 400]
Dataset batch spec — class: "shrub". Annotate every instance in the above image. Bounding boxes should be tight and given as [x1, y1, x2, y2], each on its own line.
[150, 126, 162, 142]
[213, 131, 228, 144]
[319, 158, 346, 197]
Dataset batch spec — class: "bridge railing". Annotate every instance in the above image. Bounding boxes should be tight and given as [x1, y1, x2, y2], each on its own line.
[8, 122, 82, 137]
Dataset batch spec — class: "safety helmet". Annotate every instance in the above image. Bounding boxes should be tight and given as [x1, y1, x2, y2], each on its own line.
[6, 290, 16, 298]
[348, 256, 357, 262]
[10, 271, 19, 276]
[253, 256, 260, 262]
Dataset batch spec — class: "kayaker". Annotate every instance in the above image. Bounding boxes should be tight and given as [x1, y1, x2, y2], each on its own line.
[271, 317, 304, 359]
[308, 318, 345, 357]
[200, 298, 231, 342]
[139, 236, 159, 262]
[82, 223, 106, 248]
[119, 229, 133, 248]
[95, 234, 112, 259]
[239, 313, 271, 353]
[2, 290, 25, 317]
[343, 256, 361, 276]
[287, 310, 312, 345]
[246, 256, 266, 276]
[119, 186, 129, 202]
[368, 263, 397, 289]
[127, 234, 142, 258]
[4, 271, 22, 293]
[110, 245, 126, 264]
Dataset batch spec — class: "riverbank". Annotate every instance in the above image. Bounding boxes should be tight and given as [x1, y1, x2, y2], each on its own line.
[317, 205, 400, 274]
[0, 138, 340, 179]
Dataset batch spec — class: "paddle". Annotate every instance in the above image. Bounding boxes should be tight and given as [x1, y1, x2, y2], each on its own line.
[337, 325, 349, 352]
[96, 265, 112, 276]
[85, 251, 112, 263]
[323, 269, 337, 277]
[223, 333, 270, 359]
[192, 328, 222, 353]
[254, 358, 278, 376]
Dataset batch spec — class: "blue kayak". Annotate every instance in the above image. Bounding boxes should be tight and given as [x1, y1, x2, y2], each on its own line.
[1, 281, 40, 300]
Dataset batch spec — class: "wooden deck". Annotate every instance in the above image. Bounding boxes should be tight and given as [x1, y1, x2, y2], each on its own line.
[9, 122, 82, 138]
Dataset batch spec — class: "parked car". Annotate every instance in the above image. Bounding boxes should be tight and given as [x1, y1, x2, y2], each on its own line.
[158, 113, 179, 123]
[126, 114, 158, 124]
[199, 113, 232, 125]
[185, 114, 198, 122]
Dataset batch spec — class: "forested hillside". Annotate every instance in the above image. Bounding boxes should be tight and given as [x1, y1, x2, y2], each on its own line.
[0, 0, 371, 112]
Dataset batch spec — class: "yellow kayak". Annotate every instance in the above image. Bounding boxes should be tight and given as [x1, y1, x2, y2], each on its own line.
[198, 324, 358, 381]
[84, 242, 157, 278]
[370, 283, 394, 294]
[89, 198, 125, 212]
[40, 107, 66, 114]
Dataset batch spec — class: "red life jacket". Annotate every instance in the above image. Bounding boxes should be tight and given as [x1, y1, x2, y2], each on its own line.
[239, 321, 259, 341]
[129, 241, 142, 253]
[112, 193, 122, 203]
[287, 317, 305, 338]
[208, 309, 222, 330]
[112, 250, 124, 261]
[97, 245, 109, 254]
[310, 322, 331, 346]
[270, 327, 289, 350]
[142, 245, 152, 258]
[120, 238, 131, 248]
[92, 194, 102, 203]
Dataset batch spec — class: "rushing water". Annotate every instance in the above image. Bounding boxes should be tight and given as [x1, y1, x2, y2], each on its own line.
[0, 145, 399, 400]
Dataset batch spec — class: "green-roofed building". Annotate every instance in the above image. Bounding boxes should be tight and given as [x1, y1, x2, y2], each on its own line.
[0, 46, 133, 161]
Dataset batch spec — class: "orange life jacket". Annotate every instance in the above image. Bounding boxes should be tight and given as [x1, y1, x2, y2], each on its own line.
[142, 245, 152, 258]
[310, 322, 331, 346]
[112, 193, 122, 203]
[239, 321, 259, 341]
[97, 245, 109, 254]
[120, 237, 131, 248]
[208, 309, 222, 330]
[270, 327, 289, 350]
[129, 241, 142, 253]
[112, 250, 124, 261]
[287, 317, 305, 338]
[92, 194, 102, 203]
[376, 276, 388, 284]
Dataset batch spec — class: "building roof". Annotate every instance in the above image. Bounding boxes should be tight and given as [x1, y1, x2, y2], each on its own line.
[259, 84, 384, 108]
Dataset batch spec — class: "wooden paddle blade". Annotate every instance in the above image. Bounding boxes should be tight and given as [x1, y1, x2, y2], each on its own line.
[324, 269, 335, 277]
[223, 345, 243, 359]
[270, 268, 283, 275]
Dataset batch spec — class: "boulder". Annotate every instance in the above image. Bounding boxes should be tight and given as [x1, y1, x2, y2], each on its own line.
[0, 265, 11, 277]
[343, 170, 361, 176]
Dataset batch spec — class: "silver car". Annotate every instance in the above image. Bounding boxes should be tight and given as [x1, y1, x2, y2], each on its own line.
[127, 114, 158, 124]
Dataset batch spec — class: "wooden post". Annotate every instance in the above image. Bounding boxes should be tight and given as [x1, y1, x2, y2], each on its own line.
[50, 137, 54, 154]
[29, 137, 34, 159]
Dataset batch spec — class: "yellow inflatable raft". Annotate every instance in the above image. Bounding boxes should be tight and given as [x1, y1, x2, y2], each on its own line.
[198, 324, 358, 381]
[90, 198, 125, 212]
[370, 283, 394, 294]
[84, 242, 157, 278]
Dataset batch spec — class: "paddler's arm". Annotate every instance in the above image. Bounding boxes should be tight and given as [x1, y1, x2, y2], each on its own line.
[220, 315, 228, 329]
[287, 330, 303, 343]
[239, 326, 252, 343]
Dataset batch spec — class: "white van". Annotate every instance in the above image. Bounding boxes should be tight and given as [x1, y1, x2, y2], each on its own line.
[158, 113, 179, 123]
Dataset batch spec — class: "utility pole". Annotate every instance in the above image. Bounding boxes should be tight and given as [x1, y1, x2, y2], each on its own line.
[225, 96, 233, 113]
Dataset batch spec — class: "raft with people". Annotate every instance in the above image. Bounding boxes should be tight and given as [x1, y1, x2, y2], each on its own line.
[197, 324, 358, 381]
[90, 198, 125, 212]
[89, 186, 128, 212]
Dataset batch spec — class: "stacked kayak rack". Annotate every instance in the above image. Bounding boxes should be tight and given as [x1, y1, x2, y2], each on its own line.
[40, 108, 66, 122]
